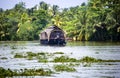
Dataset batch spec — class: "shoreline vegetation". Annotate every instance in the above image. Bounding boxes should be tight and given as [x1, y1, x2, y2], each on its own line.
[1, 51, 120, 77]
[0, 0, 120, 41]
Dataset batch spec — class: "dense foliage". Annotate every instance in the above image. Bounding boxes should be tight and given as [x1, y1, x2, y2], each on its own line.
[0, 0, 120, 41]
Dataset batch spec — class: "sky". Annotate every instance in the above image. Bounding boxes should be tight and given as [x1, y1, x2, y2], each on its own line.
[0, 0, 88, 10]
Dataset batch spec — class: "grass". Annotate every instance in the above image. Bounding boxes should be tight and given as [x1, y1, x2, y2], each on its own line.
[54, 64, 76, 72]
[0, 67, 53, 77]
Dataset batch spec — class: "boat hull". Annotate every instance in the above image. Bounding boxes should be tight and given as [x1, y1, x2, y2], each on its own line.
[40, 39, 66, 45]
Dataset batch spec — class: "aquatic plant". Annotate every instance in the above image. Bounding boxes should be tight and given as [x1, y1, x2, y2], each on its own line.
[95, 52, 99, 54]
[1, 57, 7, 60]
[11, 51, 14, 54]
[79, 56, 102, 63]
[79, 56, 120, 63]
[38, 58, 48, 63]
[53, 52, 64, 54]
[53, 56, 78, 62]
[4, 44, 8, 46]
[27, 52, 37, 57]
[68, 63, 80, 67]
[54, 64, 76, 72]
[27, 56, 34, 60]
[82, 62, 92, 67]
[10, 45, 17, 49]
[13, 52, 120, 63]
[0, 67, 53, 77]
[14, 53, 25, 58]
[0, 67, 17, 77]
[19, 68, 52, 76]
[37, 52, 46, 55]
[102, 59, 120, 62]
[26, 52, 37, 60]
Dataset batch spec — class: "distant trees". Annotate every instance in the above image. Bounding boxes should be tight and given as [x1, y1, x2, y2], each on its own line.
[0, 1, 120, 41]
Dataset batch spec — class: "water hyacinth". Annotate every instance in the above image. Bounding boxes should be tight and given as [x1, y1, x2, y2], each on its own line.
[53, 52, 64, 54]
[79, 56, 102, 63]
[54, 64, 76, 72]
[53, 56, 78, 62]
[1, 57, 8, 60]
[14, 53, 26, 58]
[0, 67, 53, 77]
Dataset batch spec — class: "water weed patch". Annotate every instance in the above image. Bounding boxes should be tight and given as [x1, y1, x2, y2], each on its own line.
[53, 64, 76, 72]
[0, 67, 53, 77]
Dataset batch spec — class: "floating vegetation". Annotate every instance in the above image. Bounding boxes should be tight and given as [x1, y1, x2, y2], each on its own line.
[79, 56, 102, 63]
[10, 45, 17, 49]
[0, 67, 53, 77]
[53, 52, 64, 54]
[27, 56, 34, 60]
[79, 56, 120, 63]
[102, 59, 120, 62]
[13, 52, 120, 63]
[27, 52, 37, 57]
[79, 56, 120, 62]
[14, 53, 25, 58]
[95, 52, 99, 54]
[37, 52, 46, 55]
[38, 56, 48, 63]
[4, 44, 8, 46]
[38, 58, 48, 63]
[0, 57, 7, 60]
[13, 52, 48, 62]
[82, 62, 92, 67]
[68, 63, 80, 67]
[11, 51, 14, 54]
[26, 52, 38, 60]
[54, 64, 76, 72]
[53, 56, 78, 62]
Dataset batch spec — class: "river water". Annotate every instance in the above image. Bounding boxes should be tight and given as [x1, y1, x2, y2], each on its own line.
[0, 41, 120, 78]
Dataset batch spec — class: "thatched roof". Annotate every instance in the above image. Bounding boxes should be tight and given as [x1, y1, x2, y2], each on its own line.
[40, 25, 64, 40]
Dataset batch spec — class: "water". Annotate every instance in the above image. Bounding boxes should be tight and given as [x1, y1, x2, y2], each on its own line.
[0, 41, 120, 78]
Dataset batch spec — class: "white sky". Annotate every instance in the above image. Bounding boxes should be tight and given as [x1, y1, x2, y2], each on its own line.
[0, 0, 88, 10]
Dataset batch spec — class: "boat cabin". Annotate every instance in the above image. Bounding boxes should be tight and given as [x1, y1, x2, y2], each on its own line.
[40, 25, 66, 45]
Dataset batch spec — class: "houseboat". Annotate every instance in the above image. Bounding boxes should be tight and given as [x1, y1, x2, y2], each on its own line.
[40, 25, 66, 45]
